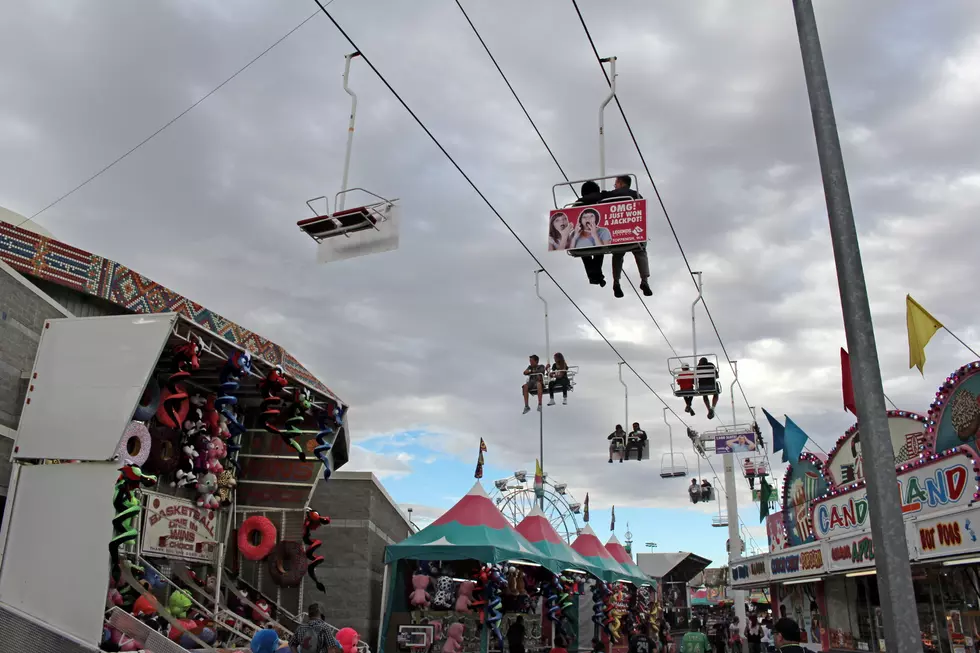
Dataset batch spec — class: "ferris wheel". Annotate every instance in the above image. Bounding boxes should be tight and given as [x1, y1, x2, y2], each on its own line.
[490, 469, 583, 543]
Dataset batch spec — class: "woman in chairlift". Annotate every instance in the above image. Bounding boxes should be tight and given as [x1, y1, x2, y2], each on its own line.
[547, 352, 571, 406]
[696, 357, 720, 419]
[700, 478, 713, 501]
[608, 425, 627, 463]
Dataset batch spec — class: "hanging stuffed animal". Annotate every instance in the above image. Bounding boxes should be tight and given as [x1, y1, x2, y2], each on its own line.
[442, 623, 464, 653]
[410, 573, 432, 609]
[485, 566, 505, 650]
[168, 589, 193, 619]
[430, 570, 455, 611]
[207, 437, 227, 474]
[215, 469, 237, 504]
[455, 580, 476, 612]
[336, 628, 360, 653]
[195, 472, 219, 509]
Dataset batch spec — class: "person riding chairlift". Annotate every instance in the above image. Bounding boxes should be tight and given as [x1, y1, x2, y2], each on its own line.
[573, 181, 610, 287]
[522, 354, 546, 414]
[696, 357, 720, 419]
[547, 352, 571, 406]
[688, 479, 701, 504]
[603, 176, 652, 299]
[626, 422, 647, 461]
[678, 363, 696, 415]
[700, 479, 713, 501]
[608, 424, 627, 464]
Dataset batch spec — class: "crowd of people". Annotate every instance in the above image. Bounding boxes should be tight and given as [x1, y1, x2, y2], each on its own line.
[630, 615, 804, 653]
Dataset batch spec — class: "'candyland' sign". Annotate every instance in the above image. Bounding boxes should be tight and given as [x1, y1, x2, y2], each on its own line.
[812, 450, 974, 540]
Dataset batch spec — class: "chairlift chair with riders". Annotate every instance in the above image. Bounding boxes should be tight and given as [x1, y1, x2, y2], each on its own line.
[660, 407, 688, 478]
[667, 272, 722, 399]
[298, 52, 400, 264]
[617, 362, 648, 461]
[743, 456, 769, 490]
[547, 56, 649, 259]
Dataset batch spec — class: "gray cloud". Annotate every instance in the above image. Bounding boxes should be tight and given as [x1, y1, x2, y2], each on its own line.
[3, 0, 980, 538]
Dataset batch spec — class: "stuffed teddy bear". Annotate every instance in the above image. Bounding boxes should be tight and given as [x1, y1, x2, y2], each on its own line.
[442, 623, 464, 653]
[410, 573, 431, 608]
[207, 437, 226, 474]
[195, 472, 219, 509]
[455, 580, 476, 612]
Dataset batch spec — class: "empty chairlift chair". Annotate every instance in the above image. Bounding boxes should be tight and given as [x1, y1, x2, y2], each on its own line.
[660, 407, 688, 478]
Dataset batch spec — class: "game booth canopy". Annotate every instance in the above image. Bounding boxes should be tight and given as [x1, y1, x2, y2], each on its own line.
[379, 482, 657, 653]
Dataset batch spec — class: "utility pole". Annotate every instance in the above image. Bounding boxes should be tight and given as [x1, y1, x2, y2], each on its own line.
[724, 453, 746, 653]
[793, 2, 920, 652]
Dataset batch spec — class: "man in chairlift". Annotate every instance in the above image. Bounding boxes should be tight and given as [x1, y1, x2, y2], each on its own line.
[572, 181, 610, 287]
[522, 354, 547, 414]
[696, 357, 720, 419]
[678, 363, 696, 415]
[625, 422, 647, 461]
[608, 424, 627, 463]
[604, 176, 653, 300]
[700, 478, 713, 501]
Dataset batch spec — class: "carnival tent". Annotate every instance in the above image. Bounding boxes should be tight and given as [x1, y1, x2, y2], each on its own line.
[515, 506, 606, 578]
[384, 481, 558, 571]
[571, 525, 645, 584]
[604, 534, 653, 585]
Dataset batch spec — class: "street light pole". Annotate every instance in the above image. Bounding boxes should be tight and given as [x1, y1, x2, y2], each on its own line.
[792, 2, 920, 652]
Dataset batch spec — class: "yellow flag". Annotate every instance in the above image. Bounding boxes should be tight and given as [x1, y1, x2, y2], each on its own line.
[907, 295, 943, 375]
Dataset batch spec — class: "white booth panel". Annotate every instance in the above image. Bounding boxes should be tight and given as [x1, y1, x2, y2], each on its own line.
[14, 314, 175, 461]
[0, 463, 119, 645]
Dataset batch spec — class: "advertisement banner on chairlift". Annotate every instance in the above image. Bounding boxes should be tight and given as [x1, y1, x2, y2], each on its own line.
[547, 199, 647, 252]
[713, 430, 757, 454]
[141, 491, 217, 564]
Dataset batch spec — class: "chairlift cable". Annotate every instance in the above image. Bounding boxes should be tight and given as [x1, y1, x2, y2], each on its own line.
[310, 0, 692, 427]
[17, 7, 327, 227]
[452, 0, 679, 358]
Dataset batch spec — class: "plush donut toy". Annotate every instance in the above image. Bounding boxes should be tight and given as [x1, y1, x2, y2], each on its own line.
[267, 540, 309, 587]
[114, 422, 151, 467]
[238, 516, 277, 561]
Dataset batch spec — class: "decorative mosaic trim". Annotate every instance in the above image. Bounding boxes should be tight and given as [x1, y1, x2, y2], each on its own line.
[0, 220, 336, 399]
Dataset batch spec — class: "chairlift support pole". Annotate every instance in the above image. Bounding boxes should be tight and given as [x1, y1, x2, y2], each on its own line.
[730, 361, 739, 427]
[691, 271, 703, 368]
[724, 451, 746, 652]
[534, 269, 549, 510]
[338, 51, 362, 212]
[598, 57, 617, 191]
[618, 362, 628, 429]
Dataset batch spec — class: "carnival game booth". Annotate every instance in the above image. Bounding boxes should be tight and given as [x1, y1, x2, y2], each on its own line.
[0, 313, 349, 652]
[380, 482, 586, 653]
[732, 365, 980, 653]
[515, 508, 609, 653]
[571, 526, 656, 653]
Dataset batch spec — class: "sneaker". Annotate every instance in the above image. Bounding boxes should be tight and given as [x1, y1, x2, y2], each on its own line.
[523, 406, 530, 414]
[547, 399, 556, 406]
[562, 397, 567, 405]
[640, 280, 653, 296]
[619, 459, 624, 463]
[537, 404, 542, 412]
[598, 278, 607, 288]
[707, 408, 715, 419]
[608, 458, 613, 464]
[686, 406, 695, 415]
[613, 283, 624, 298]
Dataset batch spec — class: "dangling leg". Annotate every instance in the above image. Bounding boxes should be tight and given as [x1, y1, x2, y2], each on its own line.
[522, 383, 531, 414]
[633, 245, 652, 296]
[611, 252, 625, 298]
[703, 394, 715, 419]
[684, 396, 694, 416]
[561, 377, 569, 405]
[548, 380, 557, 406]
[608, 443, 615, 464]
[536, 379, 544, 410]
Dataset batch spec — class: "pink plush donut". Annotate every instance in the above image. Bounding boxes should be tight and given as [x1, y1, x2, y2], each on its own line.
[115, 421, 151, 466]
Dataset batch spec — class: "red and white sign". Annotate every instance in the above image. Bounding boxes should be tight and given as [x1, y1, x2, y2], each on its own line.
[547, 199, 647, 252]
[767, 512, 788, 552]
[142, 491, 217, 563]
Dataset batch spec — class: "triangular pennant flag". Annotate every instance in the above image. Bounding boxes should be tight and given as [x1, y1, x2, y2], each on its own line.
[583, 493, 590, 523]
[783, 417, 809, 464]
[474, 439, 487, 479]
[762, 408, 786, 462]
[610, 505, 616, 532]
[841, 348, 857, 416]
[907, 295, 944, 375]
[534, 460, 544, 499]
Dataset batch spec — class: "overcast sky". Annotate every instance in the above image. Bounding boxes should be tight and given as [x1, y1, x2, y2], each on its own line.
[3, 0, 980, 564]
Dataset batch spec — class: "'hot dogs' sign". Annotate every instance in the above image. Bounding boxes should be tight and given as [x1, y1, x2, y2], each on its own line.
[142, 491, 217, 563]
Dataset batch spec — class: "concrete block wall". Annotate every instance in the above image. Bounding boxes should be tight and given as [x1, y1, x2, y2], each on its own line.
[304, 472, 413, 649]
[0, 265, 71, 496]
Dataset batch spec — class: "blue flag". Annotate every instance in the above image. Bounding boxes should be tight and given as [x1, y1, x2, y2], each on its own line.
[784, 416, 809, 464]
[762, 408, 786, 462]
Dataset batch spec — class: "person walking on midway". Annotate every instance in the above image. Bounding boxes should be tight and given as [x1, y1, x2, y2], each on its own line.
[681, 618, 711, 653]
[771, 619, 805, 653]
[507, 615, 527, 653]
[289, 603, 339, 653]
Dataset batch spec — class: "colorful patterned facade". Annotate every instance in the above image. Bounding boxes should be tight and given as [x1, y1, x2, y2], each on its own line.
[0, 220, 338, 400]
